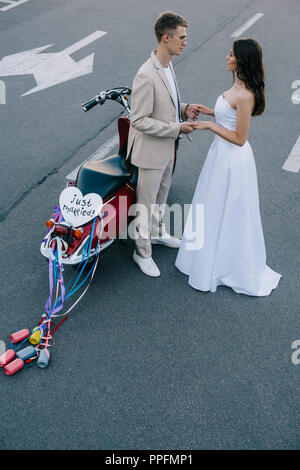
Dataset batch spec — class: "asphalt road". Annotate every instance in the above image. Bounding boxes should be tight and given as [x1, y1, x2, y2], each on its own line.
[0, 0, 299, 450]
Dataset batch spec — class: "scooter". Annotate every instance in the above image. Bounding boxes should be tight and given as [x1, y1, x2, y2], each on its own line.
[40, 86, 137, 266]
[1, 88, 140, 376]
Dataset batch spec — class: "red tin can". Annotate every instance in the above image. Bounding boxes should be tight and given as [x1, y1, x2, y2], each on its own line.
[4, 358, 24, 376]
[0, 349, 16, 367]
[10, 329, 30, 344]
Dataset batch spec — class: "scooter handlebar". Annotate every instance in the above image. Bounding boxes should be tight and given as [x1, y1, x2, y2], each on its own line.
[81, 98, 98, 112]
[81, 93, 105, 112]
[81, 87, 131, 112]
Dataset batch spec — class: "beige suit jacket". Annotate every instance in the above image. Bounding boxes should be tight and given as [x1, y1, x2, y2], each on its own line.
[126, 51, 187, 169]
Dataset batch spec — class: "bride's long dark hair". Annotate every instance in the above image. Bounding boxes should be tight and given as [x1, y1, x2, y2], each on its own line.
[232, 38, 265, 116]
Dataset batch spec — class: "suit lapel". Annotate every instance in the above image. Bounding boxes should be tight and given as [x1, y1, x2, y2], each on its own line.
[150, 51, 176, 108]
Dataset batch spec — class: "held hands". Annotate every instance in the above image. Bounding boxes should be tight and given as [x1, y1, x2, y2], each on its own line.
[179, 104, 201, 134]
[192, 121, 212, 130]
[180, 104, 214, 134]
[180, 121, 198, 134]
[180, 120, 211, 134]
[185, 104, 202, 120]
[185, 104, 214, 120]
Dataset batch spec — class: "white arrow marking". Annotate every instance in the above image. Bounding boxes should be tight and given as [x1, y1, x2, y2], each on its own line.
[0, 30, 107, 96]
[62, 31, 106, 55]
[282, 136, 300, 173]
[0, 0, 31, 12]
[0, 80, 6, 104]
[291, 80, 300, 105]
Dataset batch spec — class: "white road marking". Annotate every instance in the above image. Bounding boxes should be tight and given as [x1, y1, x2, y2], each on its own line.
[291, 80, 300, 105]
[66, 133, 119, 181]
[62, 31, 106, 55]
[0, 31, 107, 97]
[230, 12, 264, 37]
[0, 80, 6, 104]
[282, 136, 300, 173]
[0, 0, 31, 12]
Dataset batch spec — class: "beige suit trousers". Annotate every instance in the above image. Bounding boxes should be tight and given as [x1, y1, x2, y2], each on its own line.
[132, 152, 175, 258]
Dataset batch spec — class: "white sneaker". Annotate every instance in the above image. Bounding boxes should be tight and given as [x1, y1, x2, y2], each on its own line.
[133, 251, 160, 277]
[151, 233, 181, 248]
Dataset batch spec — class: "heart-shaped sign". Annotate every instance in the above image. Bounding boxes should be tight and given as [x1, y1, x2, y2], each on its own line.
[59, 187, 103, 227]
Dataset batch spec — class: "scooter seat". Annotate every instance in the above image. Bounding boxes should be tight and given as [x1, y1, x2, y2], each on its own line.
[76, 154, 132, 200]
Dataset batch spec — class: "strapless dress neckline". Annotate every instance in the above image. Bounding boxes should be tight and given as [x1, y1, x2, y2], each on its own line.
[221, 94, 236, 112]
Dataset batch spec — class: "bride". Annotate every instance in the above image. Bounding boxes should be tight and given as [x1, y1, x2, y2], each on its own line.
[175, 38, 281, 296]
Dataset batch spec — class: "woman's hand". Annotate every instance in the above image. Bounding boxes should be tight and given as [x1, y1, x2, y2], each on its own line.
[193, 121, 212, 130]
[198, 104, 215, 116]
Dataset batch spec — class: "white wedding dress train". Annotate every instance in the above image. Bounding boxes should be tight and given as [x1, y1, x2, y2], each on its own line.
[175, 94, 281, 296]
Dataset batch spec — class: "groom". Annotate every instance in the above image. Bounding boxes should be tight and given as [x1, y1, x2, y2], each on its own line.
[127, 11, 200, 277]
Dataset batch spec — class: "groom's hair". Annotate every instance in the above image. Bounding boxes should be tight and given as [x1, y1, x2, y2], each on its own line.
[154, 11, 188, 42]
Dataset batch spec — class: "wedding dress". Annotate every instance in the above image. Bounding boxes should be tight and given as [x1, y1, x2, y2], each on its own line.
[175, 93, 281, 296]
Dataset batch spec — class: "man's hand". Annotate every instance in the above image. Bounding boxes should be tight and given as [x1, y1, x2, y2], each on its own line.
[185, 104, 202, 121]
[180, 121, 197, 134]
